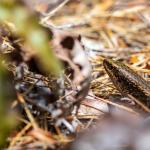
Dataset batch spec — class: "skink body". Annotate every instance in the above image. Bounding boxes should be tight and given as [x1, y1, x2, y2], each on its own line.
[103, 59, 150, 108]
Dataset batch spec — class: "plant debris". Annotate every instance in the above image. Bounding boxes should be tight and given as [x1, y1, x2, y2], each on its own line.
[0, 0, 150, 149]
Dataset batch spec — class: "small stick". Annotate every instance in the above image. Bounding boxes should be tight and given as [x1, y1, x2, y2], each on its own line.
[9, 123, 32, 148]
[17, 93, 38, 129]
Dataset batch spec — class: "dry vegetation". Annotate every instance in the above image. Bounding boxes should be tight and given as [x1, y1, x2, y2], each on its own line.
[0, 0, 150, 149]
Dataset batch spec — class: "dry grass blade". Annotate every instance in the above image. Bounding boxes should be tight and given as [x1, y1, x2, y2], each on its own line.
[17, 94, 38, 129]
[88, 94, 139, 115]
[9, 123, 32, 148]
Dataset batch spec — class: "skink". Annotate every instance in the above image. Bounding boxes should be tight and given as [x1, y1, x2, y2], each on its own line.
[103, 59, 150, 111]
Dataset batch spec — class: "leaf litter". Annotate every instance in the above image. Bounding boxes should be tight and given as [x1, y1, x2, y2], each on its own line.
[0, 0, 150, 149]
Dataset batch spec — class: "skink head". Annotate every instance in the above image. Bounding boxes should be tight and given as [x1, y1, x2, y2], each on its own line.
[103, 59, 123, 78]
